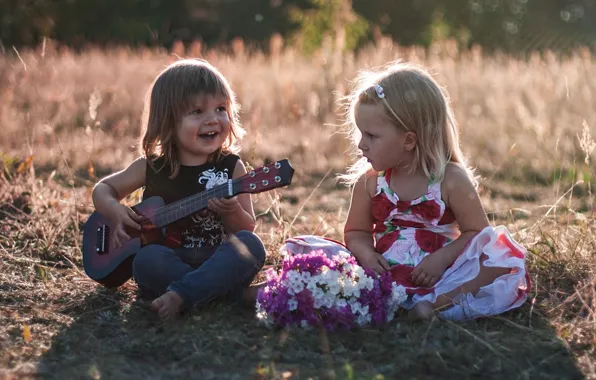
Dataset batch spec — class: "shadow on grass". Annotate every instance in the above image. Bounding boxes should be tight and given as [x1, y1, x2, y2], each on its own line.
[37, 280, 586, 380]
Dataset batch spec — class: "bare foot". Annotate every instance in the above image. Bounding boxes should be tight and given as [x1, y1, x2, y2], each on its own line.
[151, 291, 184, 322]
[241, 282, 266, 308]
[408, 301, 436, 320]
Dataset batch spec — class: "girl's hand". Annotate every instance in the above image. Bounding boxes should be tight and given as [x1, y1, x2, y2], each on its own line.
[208, 197, 242, 217]
[358, 250, 391, 275]
[411, 253, 450, 288]
[111, 204, 144, 249]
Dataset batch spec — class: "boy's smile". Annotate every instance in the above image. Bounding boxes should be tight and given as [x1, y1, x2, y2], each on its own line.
[176, 93, 231, 166]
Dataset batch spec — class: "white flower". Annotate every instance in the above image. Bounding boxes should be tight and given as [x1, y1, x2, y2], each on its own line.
[391, 283, 408, 305]
[285, 270, 301, 283]
[314, 298, 324, 309]
[306, 274, 320, 291]
[356, 313, 372, 326]
[358, 274, 374, 291]
[360, 305, 369, 316]
[322, 271, 341, 296]
[336, 250, 351, 259]
[336, 298, 348, 308]
[327, 282, 341, 296]
[353, 266, 365, 280]
[283, 270, 305, 295]
[255, 301, 273, 326]
[349, 301, 362, 314]
[320, 269, 340, 284]
[288, 281, 304, 295]
[311, 287, 326, 303]
[343, 279, 360, 298]
[322, 295, 334, 308]
[384, 284, 408, 322]
[300, 271, 312, 283]
[288, 298, 298, 311]
[255, 300, 264, 314]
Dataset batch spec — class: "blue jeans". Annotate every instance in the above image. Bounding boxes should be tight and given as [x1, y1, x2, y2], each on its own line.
[132, 230, 266, 309]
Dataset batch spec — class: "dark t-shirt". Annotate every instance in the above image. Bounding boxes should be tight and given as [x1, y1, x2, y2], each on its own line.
[143, 153, 240, 248]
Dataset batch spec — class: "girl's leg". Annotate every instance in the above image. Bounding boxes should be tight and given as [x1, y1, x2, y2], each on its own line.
[153, 230, 267, 320]
[412, 254, 511, 318]
[132, 244, 194, 297]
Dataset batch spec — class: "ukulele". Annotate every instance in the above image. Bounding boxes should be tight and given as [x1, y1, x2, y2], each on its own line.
[82, 159, 294, 288]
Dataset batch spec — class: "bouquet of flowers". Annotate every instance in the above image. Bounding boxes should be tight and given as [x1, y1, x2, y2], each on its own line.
[255, 249, 408, 330]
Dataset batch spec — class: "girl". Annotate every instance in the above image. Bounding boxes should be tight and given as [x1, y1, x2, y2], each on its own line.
[286, 61, 528, 321]
[91, 59, 266, 321]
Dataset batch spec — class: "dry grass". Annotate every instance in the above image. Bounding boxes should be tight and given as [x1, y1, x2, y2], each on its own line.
[1, 40, 595, 379]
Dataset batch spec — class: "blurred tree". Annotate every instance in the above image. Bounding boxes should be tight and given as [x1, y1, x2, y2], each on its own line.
[0, 0, 54, 47]
[0, 0, 594, 54]
[439, 0, 596, 53]
[289, 0, 369, 54]
[197, 0, 316, 47]
[352, 0, 439, 46]
[0, 0, 315, 49]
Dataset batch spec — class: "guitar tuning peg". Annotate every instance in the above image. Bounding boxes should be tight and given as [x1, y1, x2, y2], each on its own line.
[274, 162, 281, 169]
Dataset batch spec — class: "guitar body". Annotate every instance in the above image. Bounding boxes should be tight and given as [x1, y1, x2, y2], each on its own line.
[82, 159, 295, 288]
[82, 196, 167, 288]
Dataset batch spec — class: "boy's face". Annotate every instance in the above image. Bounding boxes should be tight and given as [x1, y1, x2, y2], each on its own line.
[175, 92, 231, 166]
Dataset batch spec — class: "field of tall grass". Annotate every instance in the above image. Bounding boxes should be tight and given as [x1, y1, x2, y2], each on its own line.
[1, 38, 595, 379]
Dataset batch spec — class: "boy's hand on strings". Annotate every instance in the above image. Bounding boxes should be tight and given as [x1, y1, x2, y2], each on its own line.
[359, 250, 391, 275]
[111, 204, 144, 249]
[411, 253, 450, 288]
[208, 197, 242, 217]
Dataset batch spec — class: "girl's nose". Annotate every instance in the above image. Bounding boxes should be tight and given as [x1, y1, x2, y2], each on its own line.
[204, 113, 218, 125]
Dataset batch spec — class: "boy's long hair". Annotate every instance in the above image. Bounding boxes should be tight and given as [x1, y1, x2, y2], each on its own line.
[139, 59, 245, 178]
[339, 60, 477, 187]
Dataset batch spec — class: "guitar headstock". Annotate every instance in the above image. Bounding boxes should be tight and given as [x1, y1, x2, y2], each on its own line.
[235, 159, 295, 195]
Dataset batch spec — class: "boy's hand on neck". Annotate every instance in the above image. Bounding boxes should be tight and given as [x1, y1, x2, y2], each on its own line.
[208, 197, 242, 216]
[208, 197, 256, 233]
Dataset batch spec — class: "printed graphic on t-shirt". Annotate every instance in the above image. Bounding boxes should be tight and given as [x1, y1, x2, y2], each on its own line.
[181, 167, 230, 248]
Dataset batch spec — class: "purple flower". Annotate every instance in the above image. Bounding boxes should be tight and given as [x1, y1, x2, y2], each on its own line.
[255, 249, 405, 330]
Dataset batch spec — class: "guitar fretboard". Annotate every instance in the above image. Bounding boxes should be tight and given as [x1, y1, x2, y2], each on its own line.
[153, 180, 234, 228]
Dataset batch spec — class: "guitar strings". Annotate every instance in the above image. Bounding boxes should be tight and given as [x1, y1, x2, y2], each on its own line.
[154, 165, 286, 222]
[138, 176, 244, 226]
[136, 163, 285, 227]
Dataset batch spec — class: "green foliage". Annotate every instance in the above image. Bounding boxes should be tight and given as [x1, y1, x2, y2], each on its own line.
[439, 0, 596, 53]
[0, 0, 594, 54]
[353, 0, 439, 46]
[289, 0, 369, 54]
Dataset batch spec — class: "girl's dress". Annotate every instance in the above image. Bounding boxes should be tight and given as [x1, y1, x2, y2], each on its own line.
[281, 169, 530, 321]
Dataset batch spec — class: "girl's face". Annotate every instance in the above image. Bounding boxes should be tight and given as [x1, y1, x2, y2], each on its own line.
[175, 92, 231, 166]
[354, 103, 415, 172]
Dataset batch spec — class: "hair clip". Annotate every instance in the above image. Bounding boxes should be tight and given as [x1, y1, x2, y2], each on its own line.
[374, 84, 385, 99]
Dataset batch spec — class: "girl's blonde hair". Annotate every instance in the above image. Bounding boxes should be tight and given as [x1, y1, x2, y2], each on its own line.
[139, 58, 245, 178]
[340, 60, 476, 187]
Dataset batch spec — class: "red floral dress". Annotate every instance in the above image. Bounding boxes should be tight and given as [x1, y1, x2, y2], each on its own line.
[372, 169, 460, 267]
[371, 169, 530, 320]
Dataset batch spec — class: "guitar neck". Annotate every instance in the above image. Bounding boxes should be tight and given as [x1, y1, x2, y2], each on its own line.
[148, 159, 294, 228]
[153, 181, 236, 228]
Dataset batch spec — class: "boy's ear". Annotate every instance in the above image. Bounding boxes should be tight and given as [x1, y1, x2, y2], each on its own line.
[404, 131, 417, 151]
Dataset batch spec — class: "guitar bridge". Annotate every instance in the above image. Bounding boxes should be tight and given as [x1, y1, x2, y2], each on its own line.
[96, 225, 110, 254]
